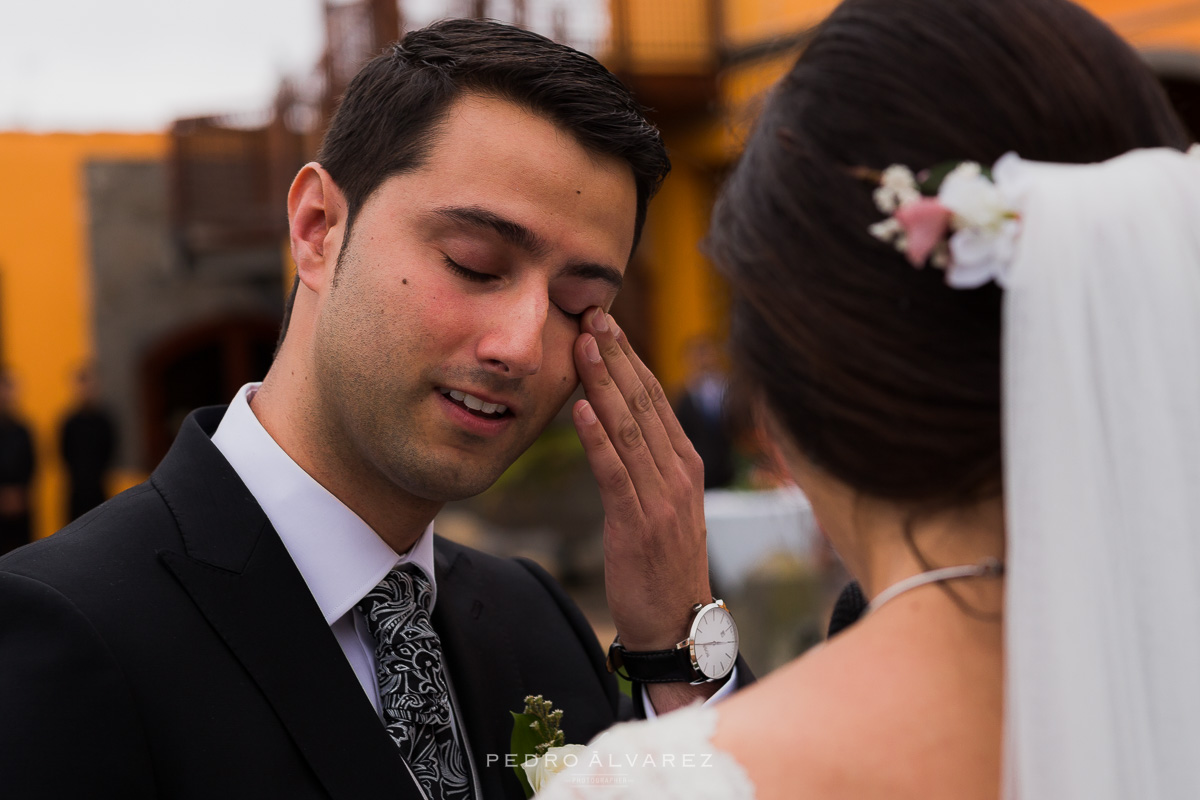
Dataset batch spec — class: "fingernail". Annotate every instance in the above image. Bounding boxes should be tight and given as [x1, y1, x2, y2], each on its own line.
[607, 314, 621, 339]
[578, 402, 597, 424]
[584, 336, 601, 363]
[592, 308, 609, 332]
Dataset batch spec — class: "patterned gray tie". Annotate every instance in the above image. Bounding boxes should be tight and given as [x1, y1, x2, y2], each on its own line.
[358, 564, 473, 800]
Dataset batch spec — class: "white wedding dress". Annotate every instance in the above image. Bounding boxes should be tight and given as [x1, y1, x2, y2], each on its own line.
[535, 704, 756, 799]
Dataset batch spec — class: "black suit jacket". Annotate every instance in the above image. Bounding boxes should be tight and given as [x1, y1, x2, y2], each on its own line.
[0, 408, 622, 799]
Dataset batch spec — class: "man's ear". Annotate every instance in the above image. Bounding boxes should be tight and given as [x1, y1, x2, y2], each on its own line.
[288, 162, 347, 292]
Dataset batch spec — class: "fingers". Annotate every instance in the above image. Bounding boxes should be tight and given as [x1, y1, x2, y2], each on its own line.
[606, 319, 700, 464]
[573, 323, 663, 502]
[571, 398, 642, 521]
[578, 309, 681, 480]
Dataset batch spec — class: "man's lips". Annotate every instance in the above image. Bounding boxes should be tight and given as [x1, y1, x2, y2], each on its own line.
[437, 386, 514, 419]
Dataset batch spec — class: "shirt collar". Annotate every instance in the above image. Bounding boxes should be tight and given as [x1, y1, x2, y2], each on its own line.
[211, 383, 438, 623]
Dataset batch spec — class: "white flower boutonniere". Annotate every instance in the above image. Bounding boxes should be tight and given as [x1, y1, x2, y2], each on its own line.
[523, 743, 589, 793]
[510, 695, 583, 797]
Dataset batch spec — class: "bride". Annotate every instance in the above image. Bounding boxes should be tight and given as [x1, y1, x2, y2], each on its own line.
[539, 0, 1200, 798]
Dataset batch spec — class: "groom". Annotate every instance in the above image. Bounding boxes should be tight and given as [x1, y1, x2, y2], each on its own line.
[0, 18, 740, 800]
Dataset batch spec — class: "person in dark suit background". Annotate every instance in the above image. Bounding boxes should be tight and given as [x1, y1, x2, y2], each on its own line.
[58, 363, 116, 521]
[0, 370, 34, 556]
[674, 336, 736, 489]
[0, 20, 744, 800]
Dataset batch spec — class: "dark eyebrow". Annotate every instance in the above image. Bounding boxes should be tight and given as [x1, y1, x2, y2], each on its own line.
[429, 205, 623, 291]
[562, 260, 624, 292]
[431, 205, 549, 258]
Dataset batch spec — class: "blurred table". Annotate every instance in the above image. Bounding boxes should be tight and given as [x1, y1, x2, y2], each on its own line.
[704, 486, 826, 672]
[704, 486, 819, 591]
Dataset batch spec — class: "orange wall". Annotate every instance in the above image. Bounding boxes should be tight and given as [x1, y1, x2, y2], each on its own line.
[1083, 1, 1200, 50]
[640, 148, 724, 392]
[721, 0, 833, 48]
[0, 132, 167, 540]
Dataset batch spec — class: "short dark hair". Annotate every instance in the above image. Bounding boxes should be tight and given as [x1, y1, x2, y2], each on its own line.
[708, 0, 1190, 512]
[278, 18, 669, 346]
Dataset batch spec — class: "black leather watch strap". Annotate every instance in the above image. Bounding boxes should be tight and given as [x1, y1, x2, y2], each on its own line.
[606, 639, 698, 683]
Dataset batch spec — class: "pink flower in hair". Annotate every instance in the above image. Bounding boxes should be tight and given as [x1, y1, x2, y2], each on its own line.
[894, 198, 953, 267]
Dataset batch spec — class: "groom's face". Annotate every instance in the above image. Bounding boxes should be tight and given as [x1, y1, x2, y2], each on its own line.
[309, 94, 637, 503]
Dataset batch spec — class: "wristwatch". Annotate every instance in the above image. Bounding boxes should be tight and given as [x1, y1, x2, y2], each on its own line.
[606, 599, 739, 684]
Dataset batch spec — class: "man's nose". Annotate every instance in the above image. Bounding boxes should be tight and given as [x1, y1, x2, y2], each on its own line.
[476, 289, 547, 378]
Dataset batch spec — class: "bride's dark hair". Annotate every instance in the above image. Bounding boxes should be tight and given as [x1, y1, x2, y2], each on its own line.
[709, 0, 1190, 510]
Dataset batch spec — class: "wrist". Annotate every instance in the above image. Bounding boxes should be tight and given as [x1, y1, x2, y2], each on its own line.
[614, 588, 714, 651]
[611, 626, 687, 653]
[607, 599, 739, 684]
[644, 679, 722, 715]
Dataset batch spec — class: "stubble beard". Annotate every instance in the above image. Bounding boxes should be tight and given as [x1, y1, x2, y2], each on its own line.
[311, 325, 520, 504]
[311, 318, 540, 505]
[372, 403, 536, 503]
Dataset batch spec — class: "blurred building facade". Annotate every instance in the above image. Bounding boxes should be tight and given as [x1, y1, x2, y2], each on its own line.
[608, 0, 1200, 389]
[5, 0, 1200, 539]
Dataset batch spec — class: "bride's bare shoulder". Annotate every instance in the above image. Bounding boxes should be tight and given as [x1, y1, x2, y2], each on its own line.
[713, 619, 1001, 800]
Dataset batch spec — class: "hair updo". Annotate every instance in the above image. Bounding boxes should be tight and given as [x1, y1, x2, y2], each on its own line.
[708, 0, 1189, 510]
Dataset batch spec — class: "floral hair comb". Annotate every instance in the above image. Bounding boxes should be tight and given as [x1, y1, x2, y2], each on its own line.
[859, 159, 1021, 289]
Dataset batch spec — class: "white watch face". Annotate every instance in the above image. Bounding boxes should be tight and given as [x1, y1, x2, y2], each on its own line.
[691, 605, 738, 679]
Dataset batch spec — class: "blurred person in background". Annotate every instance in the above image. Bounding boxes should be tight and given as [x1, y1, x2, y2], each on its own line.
[539, 0, 1200, 798]
[0, 370, 33, 555]
[58, 363, 116, 521]
[674, 336, 736, 489]
[0, 19, 749, 800]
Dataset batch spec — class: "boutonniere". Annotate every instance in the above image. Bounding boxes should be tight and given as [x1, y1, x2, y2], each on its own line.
[510, 695, 587, 797]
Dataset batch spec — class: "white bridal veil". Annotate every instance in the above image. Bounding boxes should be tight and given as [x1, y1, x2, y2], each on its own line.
[1000, 148, 1200, 799]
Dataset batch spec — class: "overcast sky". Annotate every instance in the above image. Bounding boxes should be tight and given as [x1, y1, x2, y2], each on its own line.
[0, 0, 604, 133]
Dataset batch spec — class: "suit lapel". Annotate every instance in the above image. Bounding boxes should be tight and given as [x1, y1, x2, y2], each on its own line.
[433, 538, 530, 800]
[154, 409, 423, 800]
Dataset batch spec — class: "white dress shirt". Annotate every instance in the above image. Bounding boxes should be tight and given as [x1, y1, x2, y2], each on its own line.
[211, 383, 435, 715]
[210, 383, 736, 720]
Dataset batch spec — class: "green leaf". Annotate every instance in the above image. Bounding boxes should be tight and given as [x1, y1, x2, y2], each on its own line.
[917, 161, 958, 195]
[919, 161, 994, 195]
[510, 711, 539, 799]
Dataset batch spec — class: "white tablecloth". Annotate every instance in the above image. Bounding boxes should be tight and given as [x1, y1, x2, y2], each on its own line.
[704, 486, 819, 590]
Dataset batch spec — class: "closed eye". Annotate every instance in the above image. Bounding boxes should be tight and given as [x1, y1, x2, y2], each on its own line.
[554, 304, 585, 321]
[442, 255, 496, 283]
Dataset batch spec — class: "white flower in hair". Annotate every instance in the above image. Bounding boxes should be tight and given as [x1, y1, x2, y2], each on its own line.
[939, 163, 1005, 227]
[874, 165, 921, 213]
[868, 217, 907, 249]
[937, 162, 1020, 288]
